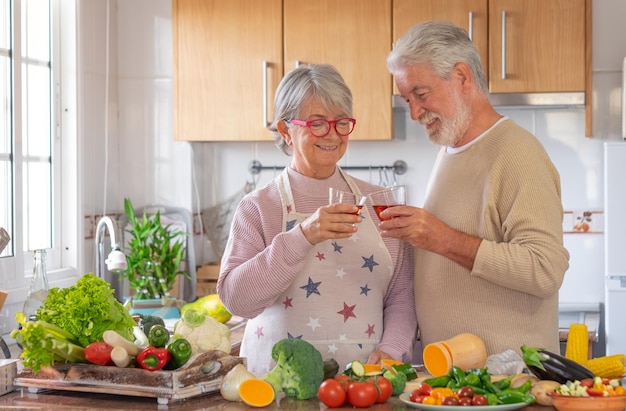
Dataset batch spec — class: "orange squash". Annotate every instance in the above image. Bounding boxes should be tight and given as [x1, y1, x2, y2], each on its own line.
[423, 333, 487, 377]
[239, 378, 275, 407]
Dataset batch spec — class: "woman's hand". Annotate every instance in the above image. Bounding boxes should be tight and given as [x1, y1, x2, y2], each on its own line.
[300, 204, 362, 245]
[367, 349, 393, 365]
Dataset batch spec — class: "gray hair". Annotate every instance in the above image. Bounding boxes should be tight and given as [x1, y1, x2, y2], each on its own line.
[269, 64, 353, 155]
[387, 20, 488, 94]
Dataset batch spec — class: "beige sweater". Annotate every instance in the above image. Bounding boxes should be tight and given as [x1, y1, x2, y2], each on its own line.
[415, 119, 570, 356]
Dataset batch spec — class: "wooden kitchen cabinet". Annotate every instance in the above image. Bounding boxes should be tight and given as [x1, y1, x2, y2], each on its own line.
[393, 0, 489, 90]
[488, 0, 586, 94]
[392, 0, 587, 94]
[173, 0, 393, 142]
[172, 0, 283, 142]
[284, 0, 393, 141]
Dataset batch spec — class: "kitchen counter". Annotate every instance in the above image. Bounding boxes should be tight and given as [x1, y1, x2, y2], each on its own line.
[0, 389, 556, 410]
[2, 318, 556, 410]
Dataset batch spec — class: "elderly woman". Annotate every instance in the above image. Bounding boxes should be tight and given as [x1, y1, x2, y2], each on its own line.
[217, 63, 416, 376]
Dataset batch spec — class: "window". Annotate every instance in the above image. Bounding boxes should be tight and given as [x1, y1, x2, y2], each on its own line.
[0, 0, 66, 282]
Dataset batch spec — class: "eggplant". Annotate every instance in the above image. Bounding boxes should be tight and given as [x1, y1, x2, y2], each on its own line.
[520, 345, 594, 384]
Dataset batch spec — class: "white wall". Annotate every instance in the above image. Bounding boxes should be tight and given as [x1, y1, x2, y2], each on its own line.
[78, 0, 626, 310]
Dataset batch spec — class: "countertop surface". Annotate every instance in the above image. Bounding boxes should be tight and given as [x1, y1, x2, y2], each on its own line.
[0, 389, 556, 411]
[2, 318, 557, 410]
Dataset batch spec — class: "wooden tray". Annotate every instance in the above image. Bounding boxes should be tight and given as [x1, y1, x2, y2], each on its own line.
[13, 350, 244, 405]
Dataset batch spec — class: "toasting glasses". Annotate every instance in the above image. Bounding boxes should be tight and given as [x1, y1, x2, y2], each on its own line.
[368, 185, 406, 221]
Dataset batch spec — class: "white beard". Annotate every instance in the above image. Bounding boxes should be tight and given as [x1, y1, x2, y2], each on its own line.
[422, 88, 470, 147]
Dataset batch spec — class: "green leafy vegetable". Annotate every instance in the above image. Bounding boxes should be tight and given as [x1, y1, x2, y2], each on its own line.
[11, 312, 87, 372]
[35, 273, 136, 347]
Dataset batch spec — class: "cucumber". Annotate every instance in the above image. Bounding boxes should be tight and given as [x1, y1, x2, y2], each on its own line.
[344, 360, 366, 377]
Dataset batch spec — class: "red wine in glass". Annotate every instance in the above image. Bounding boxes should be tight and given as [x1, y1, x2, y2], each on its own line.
[373, 204, 399, 220]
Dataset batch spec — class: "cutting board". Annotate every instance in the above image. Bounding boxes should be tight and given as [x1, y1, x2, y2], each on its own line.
[13, 350, 244, 405]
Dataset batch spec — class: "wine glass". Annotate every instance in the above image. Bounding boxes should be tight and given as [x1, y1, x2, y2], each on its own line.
[368, 185, 406, 221]
[329, 187, 367, 216]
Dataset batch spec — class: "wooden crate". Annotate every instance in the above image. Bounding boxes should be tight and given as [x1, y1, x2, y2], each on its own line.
[196, 263, 220, 298]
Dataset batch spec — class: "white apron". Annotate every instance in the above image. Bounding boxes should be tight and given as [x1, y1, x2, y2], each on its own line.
[241, 169, 393, 376]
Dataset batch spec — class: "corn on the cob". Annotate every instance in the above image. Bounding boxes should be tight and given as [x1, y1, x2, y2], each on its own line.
[582, 354, 626, 379]
[565, 323, 589, 362]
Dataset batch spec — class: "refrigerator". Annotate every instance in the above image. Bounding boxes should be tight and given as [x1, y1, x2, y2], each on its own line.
[604, 141, 626, 355]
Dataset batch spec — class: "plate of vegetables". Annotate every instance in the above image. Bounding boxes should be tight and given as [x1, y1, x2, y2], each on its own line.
[398, 393, 529, 410]
[400, 365, 535, 409]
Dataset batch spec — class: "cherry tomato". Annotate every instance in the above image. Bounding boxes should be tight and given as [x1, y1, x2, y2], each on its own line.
[367, 376, 393, 404]
[318, 378, 346, 408]
[458, 397, 473, 406]
[414, 382, 433, 396]
[409, 390, 424, 403]
[580, 378, 594, 387]
[472, 394, 488, 405]
[347, 381, 378, 408]
[84, 341, 114, 366]
[441, 396, 460, 405]
[456, 386, 475, 398]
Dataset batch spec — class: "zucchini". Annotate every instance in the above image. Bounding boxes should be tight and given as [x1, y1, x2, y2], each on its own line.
[344, 360, 366, 377]
[323, 358, 340, 379]
[520, 345, 594, 384]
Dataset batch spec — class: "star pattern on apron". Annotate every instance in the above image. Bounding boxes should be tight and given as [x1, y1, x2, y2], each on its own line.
[240, 168, 395, 376]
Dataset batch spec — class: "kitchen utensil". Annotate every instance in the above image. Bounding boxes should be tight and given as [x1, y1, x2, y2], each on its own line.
[0, 228, 9, 253]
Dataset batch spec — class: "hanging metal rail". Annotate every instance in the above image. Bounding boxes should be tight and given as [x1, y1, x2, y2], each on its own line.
[248, 159, 408, 175]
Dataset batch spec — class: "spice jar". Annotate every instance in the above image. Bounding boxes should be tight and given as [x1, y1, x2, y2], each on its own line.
[423, 333, 487, 377]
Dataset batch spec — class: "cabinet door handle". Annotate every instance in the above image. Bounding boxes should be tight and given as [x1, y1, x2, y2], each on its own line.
[622, 57, 626, 138]
[262, 61, 270, 127]
[501, 10, 507, 80]
[468, 11, 474, 40]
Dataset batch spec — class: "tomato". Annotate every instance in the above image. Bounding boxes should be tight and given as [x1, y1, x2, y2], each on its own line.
[409, 390, 425, 403]
[414, 382, 432, 396]
[367, 376, 393, 404]
[580, 378, 594, 387]
[347, 381, 378, 408]
[587, 388, 604, 396]
[84, 341, 114, 366]
[318, 379, 346, 408]
[472, 394, 488, 405]
[335, 374, 353, 392]
[456, 386, 475, 398]
[441, 396, 460, 405]
[458, 397, 473, 406]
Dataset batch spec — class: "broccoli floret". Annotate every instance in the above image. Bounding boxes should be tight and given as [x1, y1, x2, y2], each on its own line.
[261, 338, 324, 400]
[139, 314, 165, 334]
[383, 368, 407, 396]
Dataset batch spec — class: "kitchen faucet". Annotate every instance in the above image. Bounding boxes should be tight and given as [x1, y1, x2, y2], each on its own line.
[94, 216, 128, 279]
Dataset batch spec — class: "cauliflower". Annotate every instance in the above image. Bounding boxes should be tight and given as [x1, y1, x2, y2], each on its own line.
[173, 308, 231, 354]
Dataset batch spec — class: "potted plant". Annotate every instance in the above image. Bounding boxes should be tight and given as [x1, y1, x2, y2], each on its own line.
[120, 198, 189, 307]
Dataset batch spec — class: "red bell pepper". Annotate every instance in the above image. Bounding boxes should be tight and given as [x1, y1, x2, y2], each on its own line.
[137, 346, 171, 371]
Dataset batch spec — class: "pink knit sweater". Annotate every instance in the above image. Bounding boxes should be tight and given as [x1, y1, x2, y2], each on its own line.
[218, 167, 417, 362]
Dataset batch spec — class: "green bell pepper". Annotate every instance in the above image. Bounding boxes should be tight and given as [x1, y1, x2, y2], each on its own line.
[147, 324, 169, 348]
[166, 338, 192, 369]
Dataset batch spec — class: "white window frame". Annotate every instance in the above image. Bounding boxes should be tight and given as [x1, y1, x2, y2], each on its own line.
[0, 0, 78, 337]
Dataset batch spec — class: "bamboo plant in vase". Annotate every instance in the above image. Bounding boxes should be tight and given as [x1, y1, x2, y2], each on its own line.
[120, 198, 189, 317]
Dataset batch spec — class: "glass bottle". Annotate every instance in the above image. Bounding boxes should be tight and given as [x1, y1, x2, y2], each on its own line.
[22, 249, 49, 320]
